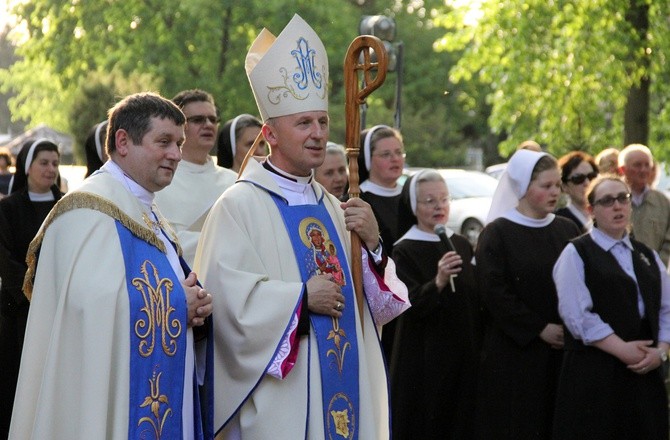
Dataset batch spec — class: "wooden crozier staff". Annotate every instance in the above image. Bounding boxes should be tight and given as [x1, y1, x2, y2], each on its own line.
[344, 35, 388, 333]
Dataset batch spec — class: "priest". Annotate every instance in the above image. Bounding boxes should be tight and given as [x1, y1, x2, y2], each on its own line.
[10, 92, 214, 439]
[195, 14, 409, 440]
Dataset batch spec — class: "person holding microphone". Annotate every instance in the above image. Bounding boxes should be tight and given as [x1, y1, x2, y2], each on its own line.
[390, 169, 479, 439]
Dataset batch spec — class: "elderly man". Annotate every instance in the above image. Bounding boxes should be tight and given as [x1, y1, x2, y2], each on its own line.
[10, 92, 213, 439]
[619, 143, 670, 264]
[154, 89, 237, 266]
[195, 14, 409, 439]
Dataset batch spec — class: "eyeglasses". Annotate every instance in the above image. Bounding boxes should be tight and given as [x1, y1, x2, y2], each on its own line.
[593, 192, 631, 207]
[186, 115, 220, 125]
[372, 150, 406, 160]
[417, 197, 451, 208]
[565, 171, 598, 185]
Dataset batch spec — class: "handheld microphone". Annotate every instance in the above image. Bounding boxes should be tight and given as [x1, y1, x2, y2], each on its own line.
[433, 224, 457, 254]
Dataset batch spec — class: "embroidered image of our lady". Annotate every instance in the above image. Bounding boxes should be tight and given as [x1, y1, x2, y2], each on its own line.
[300, 218, 345, 286]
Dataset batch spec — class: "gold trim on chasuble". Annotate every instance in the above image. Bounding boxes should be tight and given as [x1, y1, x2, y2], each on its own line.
[22, 191, 183, 299]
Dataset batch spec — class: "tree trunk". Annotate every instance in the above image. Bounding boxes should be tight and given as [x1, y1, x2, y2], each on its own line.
[623, 0, 650, 146]
[217, 5, 233, 79]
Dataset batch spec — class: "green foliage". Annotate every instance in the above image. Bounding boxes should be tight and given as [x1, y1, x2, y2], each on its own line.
[436, 0, 670, 161]
[68, 70, 159, 164]
[1, 0, 495, 169]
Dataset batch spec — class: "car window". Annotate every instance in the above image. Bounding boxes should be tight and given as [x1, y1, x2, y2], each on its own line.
[441, 172, 498, 199]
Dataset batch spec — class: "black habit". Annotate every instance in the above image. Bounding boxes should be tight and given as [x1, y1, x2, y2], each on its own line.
[0, 188, 59, 437]
[474, 216, 580, 440]
[390, 233, 480, 439]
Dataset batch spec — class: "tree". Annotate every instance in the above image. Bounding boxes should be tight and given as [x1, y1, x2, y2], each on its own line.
[1, 0, 495, 168]
[435, 0, 670, 160]
[0, 1, 361, 149]
[354, 0, 497, 168]
[0, 24, 27, 135]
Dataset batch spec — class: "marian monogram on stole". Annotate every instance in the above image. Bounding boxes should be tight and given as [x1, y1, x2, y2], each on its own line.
[132, 260, 182, 357]
[132, 260, 183, 439]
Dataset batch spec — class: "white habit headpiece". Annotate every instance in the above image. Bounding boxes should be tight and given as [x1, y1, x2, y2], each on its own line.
[245, 14, 329, 122]
[486, 149, 550, 223]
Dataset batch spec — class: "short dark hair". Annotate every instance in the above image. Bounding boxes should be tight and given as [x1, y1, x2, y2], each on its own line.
[106, 92, 185, 154]
[171, 89, 216, 109]
[558, 151, 598, 183]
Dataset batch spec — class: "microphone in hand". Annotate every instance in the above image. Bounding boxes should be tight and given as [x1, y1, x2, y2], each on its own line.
[434, 224, 457, 254]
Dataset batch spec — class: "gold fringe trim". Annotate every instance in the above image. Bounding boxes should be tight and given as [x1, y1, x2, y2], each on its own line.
[23, 192, 168, 300]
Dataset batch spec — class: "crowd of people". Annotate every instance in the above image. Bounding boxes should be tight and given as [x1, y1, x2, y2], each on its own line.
[1, 12, 670, 440]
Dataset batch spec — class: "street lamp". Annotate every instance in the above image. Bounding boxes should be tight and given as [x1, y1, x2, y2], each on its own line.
[358, 15, 403, 130]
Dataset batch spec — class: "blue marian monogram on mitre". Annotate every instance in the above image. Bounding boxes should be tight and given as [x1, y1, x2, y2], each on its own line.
[292, 37, 322, 91]
[268, 37, 328, 104]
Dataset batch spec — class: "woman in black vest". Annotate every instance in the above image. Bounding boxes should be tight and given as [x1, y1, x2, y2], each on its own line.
[553, 174, 670, 440]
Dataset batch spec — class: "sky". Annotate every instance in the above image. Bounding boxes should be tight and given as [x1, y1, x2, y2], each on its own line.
[0, 0, 10, 31]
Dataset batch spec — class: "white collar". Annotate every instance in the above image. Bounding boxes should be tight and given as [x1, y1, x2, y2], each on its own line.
[501, 208, 555, 228]
[394, 224, 454, 245]
[590, 227, 633, 252]
[28, 191, 55, 202]
[565, 202, 593, 230]
[178, 156, 216, 174]
[360, 179, 402, 197]
[102, 160, 154, 210]
[265, 159, 316, 205]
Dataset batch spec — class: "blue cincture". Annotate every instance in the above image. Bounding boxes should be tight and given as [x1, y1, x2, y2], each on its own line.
[117, 223, 187, 440]
[271, 194, 360, 439]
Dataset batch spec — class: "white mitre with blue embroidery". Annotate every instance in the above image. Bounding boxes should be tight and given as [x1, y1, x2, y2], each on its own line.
[245, 14, 329, 122]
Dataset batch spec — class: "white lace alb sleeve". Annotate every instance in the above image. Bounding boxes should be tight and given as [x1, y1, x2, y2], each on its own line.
[361, 250, 410, 326]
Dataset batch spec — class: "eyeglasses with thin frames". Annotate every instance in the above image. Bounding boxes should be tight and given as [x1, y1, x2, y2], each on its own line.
[417, 197, 451, 209]
[186, 115, 220, 125]
[372, 150, 406, 160]
[592, 192, 631, 207]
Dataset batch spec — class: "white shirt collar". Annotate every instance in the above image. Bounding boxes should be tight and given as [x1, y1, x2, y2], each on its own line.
[565, 202, 593, 230]
[265, 159, 316, 205]
[590, 226, 633, 252]
[101, 160, 154, 210]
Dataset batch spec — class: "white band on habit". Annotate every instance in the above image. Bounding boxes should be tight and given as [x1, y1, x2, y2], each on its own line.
[24, 138, 51, 175]
[363, 125, 390, 171]
[94, 121, 108, 161]
[229, 114, 253, 158]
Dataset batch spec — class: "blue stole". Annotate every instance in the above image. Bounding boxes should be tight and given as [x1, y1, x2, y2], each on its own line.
[271, 193, 360, 439]
[116, 222, 187, 439]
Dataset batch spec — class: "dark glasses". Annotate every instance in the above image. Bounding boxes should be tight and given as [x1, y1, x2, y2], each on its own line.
[593, 192, 631, 207]
[565, 171, 598, 185]
[186, 115, 220, 125]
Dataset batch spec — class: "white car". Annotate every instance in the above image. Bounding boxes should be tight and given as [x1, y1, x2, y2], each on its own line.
[485, 162, 507, 179]
[403, 168, 498, 248]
